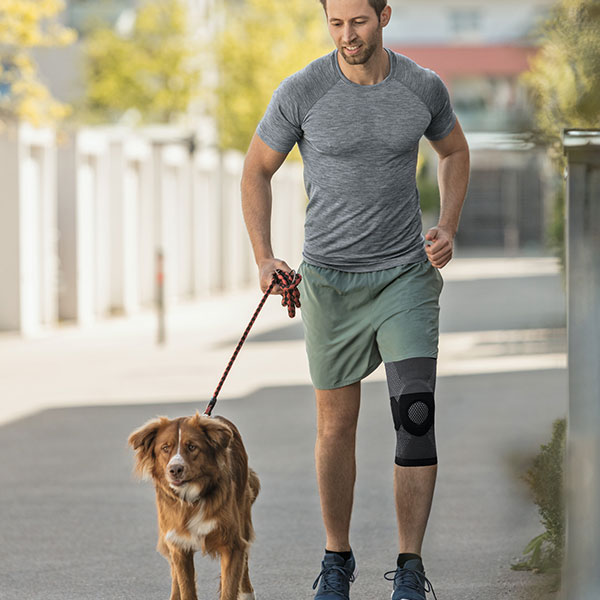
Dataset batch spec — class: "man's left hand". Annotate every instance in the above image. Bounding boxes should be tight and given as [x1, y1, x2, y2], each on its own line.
[425, 226, 454, 269]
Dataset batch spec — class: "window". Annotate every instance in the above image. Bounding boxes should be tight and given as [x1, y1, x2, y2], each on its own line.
[449, 8, 482, 38]
[451, 76, 532, 132]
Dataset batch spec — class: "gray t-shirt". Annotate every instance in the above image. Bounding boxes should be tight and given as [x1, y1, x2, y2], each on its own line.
[257, 49, 457, 272]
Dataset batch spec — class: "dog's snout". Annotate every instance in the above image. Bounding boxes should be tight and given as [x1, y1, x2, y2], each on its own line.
[169, 463, 184, 478]
[167, 454, 186, 480]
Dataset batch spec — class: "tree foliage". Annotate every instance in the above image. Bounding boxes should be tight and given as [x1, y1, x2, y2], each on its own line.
[0, 0, 76, 126]
[214, 0, 331, 153]
[82, 0, 201, 124]
[522, 0, 600, 164]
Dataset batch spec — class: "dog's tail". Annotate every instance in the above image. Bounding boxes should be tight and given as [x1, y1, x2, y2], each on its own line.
[248, 468, 260, 503]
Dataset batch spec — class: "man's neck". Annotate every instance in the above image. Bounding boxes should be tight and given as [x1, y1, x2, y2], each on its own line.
[337, 47, 390, 86]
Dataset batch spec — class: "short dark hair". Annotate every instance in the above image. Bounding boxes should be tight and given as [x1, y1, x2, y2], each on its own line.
[319, 0, 388, 19]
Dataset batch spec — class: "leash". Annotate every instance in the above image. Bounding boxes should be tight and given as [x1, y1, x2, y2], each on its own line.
[203, 269, 301, 417]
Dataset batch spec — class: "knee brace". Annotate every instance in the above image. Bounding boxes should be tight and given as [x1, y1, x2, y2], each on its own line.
[385, 357, 437, 467]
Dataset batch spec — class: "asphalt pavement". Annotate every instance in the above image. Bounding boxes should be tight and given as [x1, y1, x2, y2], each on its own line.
[0, 255, 568, 600]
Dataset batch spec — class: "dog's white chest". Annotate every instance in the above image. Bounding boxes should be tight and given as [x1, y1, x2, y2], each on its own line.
[165, 506, 217, 551]
[187, 511, 217, 539]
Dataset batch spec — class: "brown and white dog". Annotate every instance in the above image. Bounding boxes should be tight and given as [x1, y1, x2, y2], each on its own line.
[128, 413, 260, 600]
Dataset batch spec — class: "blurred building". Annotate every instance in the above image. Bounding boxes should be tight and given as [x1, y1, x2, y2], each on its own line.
[385, 0, 554, 133]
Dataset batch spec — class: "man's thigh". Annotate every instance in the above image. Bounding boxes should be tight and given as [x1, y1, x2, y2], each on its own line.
[298, 262, 381, 390]
[374, 260, 443, 363]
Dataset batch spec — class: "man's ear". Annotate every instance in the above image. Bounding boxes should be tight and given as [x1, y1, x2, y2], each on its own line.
[128, 417, 169, 479]
[380, 5, 392, 28]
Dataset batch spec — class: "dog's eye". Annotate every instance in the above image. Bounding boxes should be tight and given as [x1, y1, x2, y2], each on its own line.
[187, 443, 196, 451]
[161, 445, 170, 453]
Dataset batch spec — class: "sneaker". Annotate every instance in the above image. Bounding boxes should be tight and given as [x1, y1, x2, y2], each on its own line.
[312, 552, 357, 599]
[384, 558, 438, 600]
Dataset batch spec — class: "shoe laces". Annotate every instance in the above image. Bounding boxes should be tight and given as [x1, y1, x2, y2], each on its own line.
[384, 566, 438, 600]
[313, 563, 355, 597]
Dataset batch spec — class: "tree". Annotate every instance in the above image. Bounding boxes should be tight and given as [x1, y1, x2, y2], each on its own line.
[522, 0, 600, 164]
[82, 0, 201, 124]
[0, 0, 76, 126]
[521, 0, 600, 271]
[214, 0, 331, 153]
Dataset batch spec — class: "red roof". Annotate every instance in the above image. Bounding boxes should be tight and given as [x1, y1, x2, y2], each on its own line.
[390, 44, 539, 87]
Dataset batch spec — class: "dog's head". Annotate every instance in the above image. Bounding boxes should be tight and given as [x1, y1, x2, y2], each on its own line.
[128, 413, 233, 502]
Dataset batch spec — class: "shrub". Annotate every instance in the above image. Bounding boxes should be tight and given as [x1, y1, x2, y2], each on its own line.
[513, 418, 566, 576]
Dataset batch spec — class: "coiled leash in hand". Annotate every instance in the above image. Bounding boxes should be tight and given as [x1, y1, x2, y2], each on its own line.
[204, 269, 301, 417]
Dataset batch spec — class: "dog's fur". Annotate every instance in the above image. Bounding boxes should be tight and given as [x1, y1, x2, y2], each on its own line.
[128, 413, 260, 600]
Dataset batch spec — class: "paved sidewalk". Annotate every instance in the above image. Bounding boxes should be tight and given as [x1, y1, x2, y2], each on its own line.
[0, 371, 566, 600]
[0, 254, 568, 599]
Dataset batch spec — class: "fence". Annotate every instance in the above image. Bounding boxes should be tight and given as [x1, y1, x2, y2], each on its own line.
[0, 124, 306, 335]
[563, 129, 600, 600]
[453, 133, 554, 252]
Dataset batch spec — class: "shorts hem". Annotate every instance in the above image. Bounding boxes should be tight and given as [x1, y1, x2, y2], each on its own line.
[312, 359, 382, 391]
[381, 351, 439, 364]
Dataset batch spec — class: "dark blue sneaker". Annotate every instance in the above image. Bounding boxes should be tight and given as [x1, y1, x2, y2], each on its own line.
[384, 558, 437, 600]
[313, 552, 357, 599]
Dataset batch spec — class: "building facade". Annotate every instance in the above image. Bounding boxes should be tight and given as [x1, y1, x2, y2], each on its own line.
[385, 0, 555, 132]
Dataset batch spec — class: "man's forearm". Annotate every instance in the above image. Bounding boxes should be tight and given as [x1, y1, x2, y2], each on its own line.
[436, 148, 470, 236]
[241, 171, 275, 265]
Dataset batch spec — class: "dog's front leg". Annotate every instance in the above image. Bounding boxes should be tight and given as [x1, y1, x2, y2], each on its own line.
[219, 547, 245, 600]
[170, 547, 197, 600]
[239, 551, 256, 600]
[168, 558, 181, 600]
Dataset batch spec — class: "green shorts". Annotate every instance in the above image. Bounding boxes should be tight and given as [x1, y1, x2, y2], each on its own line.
[298, 260, 443, 390]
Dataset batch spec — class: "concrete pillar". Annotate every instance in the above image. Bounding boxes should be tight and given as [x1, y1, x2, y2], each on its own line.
[153, 143, 193, 304]
[222, 151, 251, 292]
[108, 132, 152, 315]
[57, 128, 111, 324]
[0, 123, 58, 335]
[563, 129, 600, 600]
[193, 149, 221, 295]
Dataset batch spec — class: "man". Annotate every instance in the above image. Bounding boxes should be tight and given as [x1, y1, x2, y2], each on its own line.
[241, 0, 469, 598]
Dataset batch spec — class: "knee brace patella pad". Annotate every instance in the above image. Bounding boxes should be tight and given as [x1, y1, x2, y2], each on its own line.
[385, 357, 437, 467]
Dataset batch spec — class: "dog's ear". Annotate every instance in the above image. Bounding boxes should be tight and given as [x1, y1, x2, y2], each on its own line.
[194, 414, 232, 451]
[128, 417, 168, 479]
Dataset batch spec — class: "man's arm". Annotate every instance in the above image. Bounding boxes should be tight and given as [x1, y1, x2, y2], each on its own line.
[241, 133, 291, 293]
[425, 119, 470, 269]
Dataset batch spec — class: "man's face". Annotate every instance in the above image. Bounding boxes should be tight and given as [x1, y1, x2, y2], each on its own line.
[325, 0, 388, 66]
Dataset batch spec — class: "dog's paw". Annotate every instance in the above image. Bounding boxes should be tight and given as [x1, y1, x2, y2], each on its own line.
[239, 593, 256, 600]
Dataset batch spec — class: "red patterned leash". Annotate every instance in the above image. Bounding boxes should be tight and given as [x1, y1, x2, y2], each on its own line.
[203, 269, 302, 417]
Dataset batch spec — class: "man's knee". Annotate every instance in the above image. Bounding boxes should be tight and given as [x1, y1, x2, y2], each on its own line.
[385, 357, 437, 467]
[316, 413, 359, 442]
[315, 384, 360, 439]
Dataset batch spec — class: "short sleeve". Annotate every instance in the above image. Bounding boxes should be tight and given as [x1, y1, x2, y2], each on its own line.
[424, 72, 457, 141]
[256, 81, 303, 154]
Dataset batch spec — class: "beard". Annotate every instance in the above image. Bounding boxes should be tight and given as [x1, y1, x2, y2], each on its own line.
[340, 42, 377, 65]
[338, 28, 381, 65]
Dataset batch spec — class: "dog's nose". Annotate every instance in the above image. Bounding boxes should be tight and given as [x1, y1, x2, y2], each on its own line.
[169, 464, 184, 478]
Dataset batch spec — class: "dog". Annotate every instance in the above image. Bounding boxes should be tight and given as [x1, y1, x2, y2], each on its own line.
[128, 412, 260, 600]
